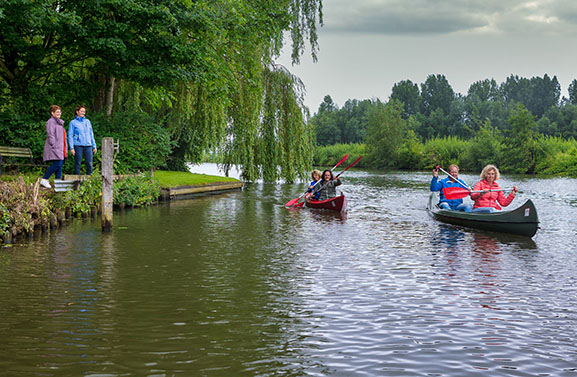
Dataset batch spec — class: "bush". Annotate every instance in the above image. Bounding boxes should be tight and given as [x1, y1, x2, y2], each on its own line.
[61, 174, 102, 216]
[114, 175, 161, 207]
[397, 130, 426, 169]
[0, 178, 52, 236]
[313, 143, 366, 168]
[0, 113, 46, 162]
[91, 111, 173, 173]
[534, 137, 577, 176]
[461, 124, 503, 172]
[423, 136, 469, 170]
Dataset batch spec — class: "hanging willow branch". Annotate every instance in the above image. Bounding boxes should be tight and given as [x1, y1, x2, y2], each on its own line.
[222, 63, 313, 183]
[113, 0, 321, 178]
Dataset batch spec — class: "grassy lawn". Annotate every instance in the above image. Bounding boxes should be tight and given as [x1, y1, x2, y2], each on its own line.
[1, 170, 239, 188]
[153, 170, 239, 188]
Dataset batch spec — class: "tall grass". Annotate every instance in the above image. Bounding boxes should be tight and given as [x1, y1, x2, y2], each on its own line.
[313, 143, 367, 168]
[322, 136, 577, 177]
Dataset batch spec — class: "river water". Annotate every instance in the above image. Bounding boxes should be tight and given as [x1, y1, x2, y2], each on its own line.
[1, 168, 576, 376]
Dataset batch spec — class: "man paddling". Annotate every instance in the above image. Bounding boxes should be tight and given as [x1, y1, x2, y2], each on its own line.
[430, 164, 472, 212]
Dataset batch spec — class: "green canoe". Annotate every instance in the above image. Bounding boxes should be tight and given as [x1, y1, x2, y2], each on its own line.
[427, 193, 539, 237]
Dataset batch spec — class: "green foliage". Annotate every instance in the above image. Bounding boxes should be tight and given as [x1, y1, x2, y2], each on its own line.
[461, 123, 503, 171]
[501, 104, 544, 174]
[365, 100, 406, 169]
[91, 111, 173, 173]
[0, 178, 52, 236]
[114, 175, 161, 207]
[0, 203, 11, 239]
[420, 74, 455, 116]
[220, 64, 314, 183]
[501, 74, 560, 117]
[310, 96, 374, 146]
[309, 74, 577, 151]
[397, 130, 425, 169]
[62, 175, 102, 216]
[1, 0, 323, 183]
[0, 113, 46, 162]
[465, 79, 508, 133]
[319, 126, 577, 177]
[535, 149, 577, 177]
[423, 136, 469, 169]
[569, 80, 577, 105]
[312, 143, 366, 168]
[390, 80, 421, 119]
[534, 137, 577, 177]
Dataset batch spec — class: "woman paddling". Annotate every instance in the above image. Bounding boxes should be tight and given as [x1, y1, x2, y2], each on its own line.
[470, 164, 518, 213]
[307, 169, 341, 201]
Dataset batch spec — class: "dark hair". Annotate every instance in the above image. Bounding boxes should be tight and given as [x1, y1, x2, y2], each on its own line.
[74, 105, 86, 117]
[49, 105, 61, 114]
[322, 169, 334, 181]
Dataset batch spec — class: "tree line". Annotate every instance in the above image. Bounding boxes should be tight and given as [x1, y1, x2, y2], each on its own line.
[0, 0, 322, 182]
[310, 74, 577, 176]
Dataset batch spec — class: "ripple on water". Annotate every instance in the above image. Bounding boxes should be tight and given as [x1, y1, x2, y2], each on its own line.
[1, 172, 577, 376]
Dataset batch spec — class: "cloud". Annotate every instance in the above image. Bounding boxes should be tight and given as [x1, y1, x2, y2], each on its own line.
[322, 0, 577, 36]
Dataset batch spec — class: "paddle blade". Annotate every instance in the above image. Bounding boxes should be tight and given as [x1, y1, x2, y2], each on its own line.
[285, 197, 301, 207]
[333, 153, 349, 169]
[442, 187, 471, 200]
[335, 156, 363, 177]
[294, 201, 305, 208]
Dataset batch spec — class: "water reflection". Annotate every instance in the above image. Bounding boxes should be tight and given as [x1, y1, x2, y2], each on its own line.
[1, 171, 576, 376]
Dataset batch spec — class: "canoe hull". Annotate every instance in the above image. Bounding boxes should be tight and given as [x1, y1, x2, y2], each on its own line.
[306, 195, 347, 212]
[427, 193, 539, 237]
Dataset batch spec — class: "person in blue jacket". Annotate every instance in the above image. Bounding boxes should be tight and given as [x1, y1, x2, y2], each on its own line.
[68, 105, 97, 175]
[430, 164, 472, 212]
[306, 169, 322, 200]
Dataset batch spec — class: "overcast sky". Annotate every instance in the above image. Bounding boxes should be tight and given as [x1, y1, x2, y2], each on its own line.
[277, 0, 577, 113]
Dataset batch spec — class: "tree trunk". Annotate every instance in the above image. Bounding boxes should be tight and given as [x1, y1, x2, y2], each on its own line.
[105, 76, 115, 116]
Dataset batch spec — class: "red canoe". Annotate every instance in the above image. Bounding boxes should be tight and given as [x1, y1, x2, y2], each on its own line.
[306, 195, 347, 212]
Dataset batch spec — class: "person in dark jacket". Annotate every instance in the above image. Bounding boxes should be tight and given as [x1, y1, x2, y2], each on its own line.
[40, 105, 67, 189]
[310, 169, 341, 201]
[68, 105, 97, 175]
[430, 164, 472, 212]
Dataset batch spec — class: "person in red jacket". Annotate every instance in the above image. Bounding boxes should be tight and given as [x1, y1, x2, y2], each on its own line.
[470, 164, 518, 213]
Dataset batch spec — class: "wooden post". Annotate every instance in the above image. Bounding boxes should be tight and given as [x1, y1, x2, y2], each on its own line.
[101, 137, 113, 232]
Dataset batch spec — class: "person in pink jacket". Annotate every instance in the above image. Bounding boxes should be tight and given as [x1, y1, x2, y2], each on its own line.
[40, 105, 68, 189]
[470, 164, 518, 213]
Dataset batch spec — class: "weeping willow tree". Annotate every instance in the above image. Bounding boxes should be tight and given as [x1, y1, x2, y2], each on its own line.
[221, 64, 313, 182]
[0, 0, 323, 181]
[163, 0, 322, 182]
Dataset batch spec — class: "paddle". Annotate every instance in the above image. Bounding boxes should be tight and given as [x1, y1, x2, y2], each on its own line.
[311, 155, 363, 197]
[285, 154, 349, 208]
[443, 187, 511, 200]
[334, 155, 362, 178]
[435, 165, 471, 190]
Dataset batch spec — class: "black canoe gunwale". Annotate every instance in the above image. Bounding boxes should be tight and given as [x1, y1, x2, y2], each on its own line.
[427, 193, 539, 237]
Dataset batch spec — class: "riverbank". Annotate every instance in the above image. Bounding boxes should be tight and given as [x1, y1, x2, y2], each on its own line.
[0, 170, 242, 244]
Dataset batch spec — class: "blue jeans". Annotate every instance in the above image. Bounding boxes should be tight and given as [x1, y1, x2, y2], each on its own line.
[74, 146, 93, 175]
[439, 202, 472, 212]
[43, 160, 64, 179]
[472, 207, 496, 213]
